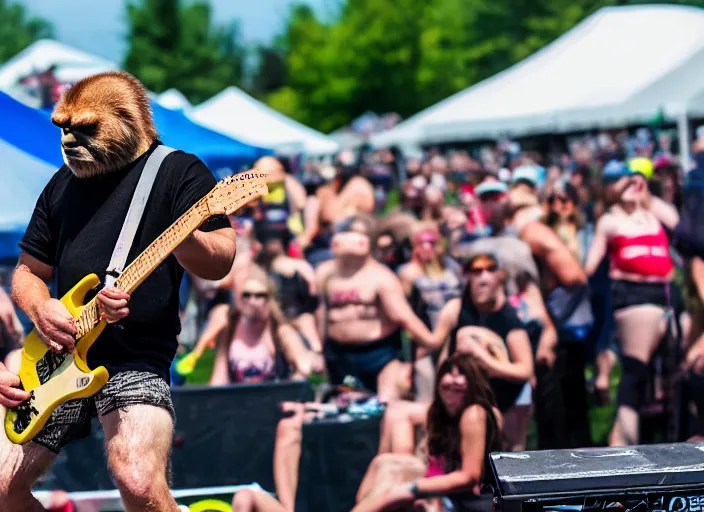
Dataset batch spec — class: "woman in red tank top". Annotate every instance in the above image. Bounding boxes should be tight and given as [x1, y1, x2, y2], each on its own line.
[584, 160, 679, 447]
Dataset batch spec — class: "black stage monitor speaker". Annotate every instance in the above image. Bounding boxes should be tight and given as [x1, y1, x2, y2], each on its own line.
[491, 442, 704, 512]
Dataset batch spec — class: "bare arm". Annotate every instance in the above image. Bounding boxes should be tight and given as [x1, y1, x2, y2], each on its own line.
[692, 257, 704, 306]
[648, 194, 680, 231]
[286, 175, 308, 213]
[314, 260, 336, 340]
[397, 264, 416, 297]
[11, 253, 52, 321]
[414, 405, 487, 496]
[377, 267, 442, 351]
[355, 179, 376, 214]
[473, 328, 534, 383]
[209, 328, 231, 386]
[523, 222, 587, 286]
[173, 227, 236, 280]
[425, 298, 461, 361]
[292, 313, 322, 353]
[299, 195, 321, 249]
[277, 324, 312, 378]
[523, 282, 558, 365]
[584, 214, 613, 277]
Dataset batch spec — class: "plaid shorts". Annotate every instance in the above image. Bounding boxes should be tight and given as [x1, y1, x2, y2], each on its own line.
[33, 371, 175, 454]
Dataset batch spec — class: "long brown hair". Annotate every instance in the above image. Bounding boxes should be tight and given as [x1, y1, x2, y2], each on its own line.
[426, 354, 501, 465]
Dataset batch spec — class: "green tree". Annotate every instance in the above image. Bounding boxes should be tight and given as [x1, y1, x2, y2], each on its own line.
[124, 0, 245, 105]
[250, 46, 287, 99]
[0, 0, 53, 64]
[268, 0, 704, 133]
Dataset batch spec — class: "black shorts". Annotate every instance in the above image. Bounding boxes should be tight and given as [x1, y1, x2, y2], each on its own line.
[611, 280, 671, 312]
[323, 331, 402, 393]
[33, 371, 174, 454]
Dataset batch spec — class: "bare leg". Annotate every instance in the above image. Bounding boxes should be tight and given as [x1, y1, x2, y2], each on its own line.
[610, 305, 666, 446]
[232, 489, 286, 512]
[0, 405, 57, 512]
[356, 453, 425, 504]
[273, 402, 306, 512]
[378, 401, 429, 455]
[595, 349, 617, 403]
[413, 356, 435, 404]
[377, 360, 408, 404]
[101, 404, 179, 512]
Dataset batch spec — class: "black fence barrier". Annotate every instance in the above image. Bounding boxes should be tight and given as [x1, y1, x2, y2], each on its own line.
[35, 380, 314, 492]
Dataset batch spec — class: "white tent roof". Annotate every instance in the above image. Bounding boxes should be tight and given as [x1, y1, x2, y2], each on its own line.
[373, 5, 704, 147]
[191, 86, 339, 155]
[0, 39, 117, 90]
[157, 88, 193, 112]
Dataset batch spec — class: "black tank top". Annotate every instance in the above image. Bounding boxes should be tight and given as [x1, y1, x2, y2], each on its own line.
[269, 270, 318, 320]
[449, 298, 526, 413]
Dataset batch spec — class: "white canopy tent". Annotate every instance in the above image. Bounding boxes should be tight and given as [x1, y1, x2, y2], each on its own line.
[0, 39, 117, 91]
[372, 5, 704, 150]
[156, 88, 193, 112]
[191, 86, 339, 155]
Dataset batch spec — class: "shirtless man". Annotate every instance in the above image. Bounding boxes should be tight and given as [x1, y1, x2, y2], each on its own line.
[270, 215, 438, 512]
[317, 214, 438, 399]
[507, 186, 592, 449]
[299, 149, 375, 267]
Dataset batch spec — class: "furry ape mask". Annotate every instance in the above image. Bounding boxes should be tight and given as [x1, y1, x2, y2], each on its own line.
[51, 71, 158, 179]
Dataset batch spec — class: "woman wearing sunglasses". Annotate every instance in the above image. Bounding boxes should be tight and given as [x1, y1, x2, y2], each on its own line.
[209, 266, 313, 385]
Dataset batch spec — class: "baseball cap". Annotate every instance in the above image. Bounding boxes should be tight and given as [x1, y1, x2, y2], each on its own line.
[628, 157, 654, 180]
[511, 165, 540, 188]
[475, 180, 508, 197]
[602, 160, 632, 182]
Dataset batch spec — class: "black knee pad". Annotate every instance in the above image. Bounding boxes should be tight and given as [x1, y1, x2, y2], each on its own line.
[617, 356, 649, 410]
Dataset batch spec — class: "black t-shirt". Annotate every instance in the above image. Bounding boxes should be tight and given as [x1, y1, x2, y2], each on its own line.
[20, 141, 229, 382]
[449, 299, 527, 412]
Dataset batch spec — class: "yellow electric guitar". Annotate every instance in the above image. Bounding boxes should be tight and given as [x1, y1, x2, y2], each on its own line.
[4, 170, 270, 445]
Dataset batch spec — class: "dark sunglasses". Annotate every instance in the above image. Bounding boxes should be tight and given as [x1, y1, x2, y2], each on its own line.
[242, 291, 269, 301]
[467, 264, 498, 276]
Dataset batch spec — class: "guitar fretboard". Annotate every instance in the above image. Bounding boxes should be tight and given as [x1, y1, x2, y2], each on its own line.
[73, 176, 268, 339]
[74, 198, 208, 338]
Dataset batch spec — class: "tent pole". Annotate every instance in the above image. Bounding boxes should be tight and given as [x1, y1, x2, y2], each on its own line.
[677, 110, 691, 173]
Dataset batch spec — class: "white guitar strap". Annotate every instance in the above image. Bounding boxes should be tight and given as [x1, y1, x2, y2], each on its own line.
[105, 145, 176, 288]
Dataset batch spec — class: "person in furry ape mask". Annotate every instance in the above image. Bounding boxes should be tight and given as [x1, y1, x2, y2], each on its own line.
[0, 71, 237, 512]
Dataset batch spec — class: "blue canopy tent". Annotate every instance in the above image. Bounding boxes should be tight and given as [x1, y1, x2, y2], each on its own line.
[0, 91, 63, 168]
[0, 92, 62, 262]
[151, 101, 271, 177]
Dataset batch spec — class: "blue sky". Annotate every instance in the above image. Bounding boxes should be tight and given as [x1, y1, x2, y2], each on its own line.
[21, 0, 333, 63]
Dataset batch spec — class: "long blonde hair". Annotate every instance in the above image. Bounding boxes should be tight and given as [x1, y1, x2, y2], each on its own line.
[225, 265, 288, 348]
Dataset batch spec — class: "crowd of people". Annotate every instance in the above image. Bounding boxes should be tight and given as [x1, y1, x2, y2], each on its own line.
[3, 124, 704, 511]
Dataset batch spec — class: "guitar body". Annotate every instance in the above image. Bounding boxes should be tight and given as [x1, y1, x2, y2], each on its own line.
[4, 169, 270, 445]
[4, 274, 109, 445]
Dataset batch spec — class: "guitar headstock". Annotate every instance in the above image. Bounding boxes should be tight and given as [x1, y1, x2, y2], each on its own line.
[206, 170, 271, 216]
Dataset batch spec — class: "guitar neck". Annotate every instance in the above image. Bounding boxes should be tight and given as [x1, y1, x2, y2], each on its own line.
[74, 198, 209, 338]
